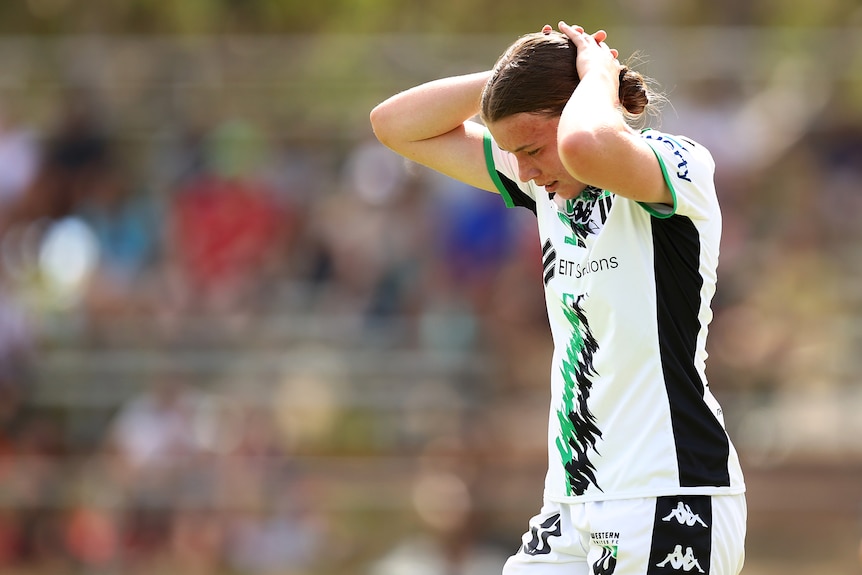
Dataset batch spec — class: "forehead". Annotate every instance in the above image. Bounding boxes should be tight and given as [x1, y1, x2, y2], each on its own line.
[487, 112, 559, 153]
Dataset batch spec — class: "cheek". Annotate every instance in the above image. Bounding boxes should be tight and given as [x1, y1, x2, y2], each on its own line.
[545, 153, 567, 176]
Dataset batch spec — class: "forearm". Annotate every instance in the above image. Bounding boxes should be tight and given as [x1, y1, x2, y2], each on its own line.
[557, 22, 625, 147]
[370, 71, 491, 149]
[560, 68, 624, 145]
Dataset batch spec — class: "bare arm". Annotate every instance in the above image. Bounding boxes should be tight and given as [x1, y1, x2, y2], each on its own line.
[369, 71, 497, 193]
[556, 22, 672, 205]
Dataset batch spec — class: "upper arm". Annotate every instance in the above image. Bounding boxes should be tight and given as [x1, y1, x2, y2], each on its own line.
[559, 127, 673, 205]
[378, 120, 498, 194]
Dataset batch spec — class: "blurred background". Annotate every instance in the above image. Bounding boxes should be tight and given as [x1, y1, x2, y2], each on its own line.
[0, 1, 859, 574]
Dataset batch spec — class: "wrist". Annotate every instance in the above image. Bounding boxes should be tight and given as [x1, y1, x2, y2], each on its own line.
[577, 67, 621, 107]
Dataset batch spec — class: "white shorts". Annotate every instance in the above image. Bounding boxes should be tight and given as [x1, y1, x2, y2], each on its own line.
[502, 494, 746, 575]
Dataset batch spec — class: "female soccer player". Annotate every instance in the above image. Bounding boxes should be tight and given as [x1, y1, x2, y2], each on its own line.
[370, 21, 746, 575]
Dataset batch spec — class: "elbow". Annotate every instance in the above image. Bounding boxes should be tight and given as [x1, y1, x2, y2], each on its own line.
[369, 101, 404, 151]
[558, 129, 604, 182]
[369, 103, 391, 146]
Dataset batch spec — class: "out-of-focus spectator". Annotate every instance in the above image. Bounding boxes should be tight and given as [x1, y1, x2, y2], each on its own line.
[77, 172, 162, 321]
[309, 139, 431, 345]
[5, 86, 112, 228]
[420, 173, 529, 353]
[0, 101, 39, 217]
[0, 282, 33, 381]
[810, 113, 862, 243]
[169, 509, 226, 575]
[107, 377, 196, 472]
[163, 119, 295, 314]
[2, 415, 68, 571]
[427, 174, 518, 292]
[226, 503, 325, 574]
[63, 504, 120, 570]
[104, 378, 199, 569]
[0, 509, 23, 567]
[368, 435, 509, 575]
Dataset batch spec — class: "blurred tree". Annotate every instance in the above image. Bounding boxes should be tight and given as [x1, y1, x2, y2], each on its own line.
[1, 0, 858, 35]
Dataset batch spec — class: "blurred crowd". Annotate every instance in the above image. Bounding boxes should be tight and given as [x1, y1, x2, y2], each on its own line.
[0, 80, 542, 574]
[0, 35, 860, 575]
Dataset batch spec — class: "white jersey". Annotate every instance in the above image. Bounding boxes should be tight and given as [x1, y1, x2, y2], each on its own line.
[483, 128, 745, 503]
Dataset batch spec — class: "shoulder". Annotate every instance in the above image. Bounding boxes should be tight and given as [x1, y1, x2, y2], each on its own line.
[640, 129, 715, 174]
[639, 129, 719, 220]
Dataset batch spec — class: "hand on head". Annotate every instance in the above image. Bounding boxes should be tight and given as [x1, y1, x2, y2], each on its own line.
[540, 22, 618, 58]
[557, 21, 621, 82]
[557, 21, 619, 58]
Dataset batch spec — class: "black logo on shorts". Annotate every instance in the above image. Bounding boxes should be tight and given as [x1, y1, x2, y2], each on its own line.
[523, 513, 561, 556]
[648, 496, 712, 574]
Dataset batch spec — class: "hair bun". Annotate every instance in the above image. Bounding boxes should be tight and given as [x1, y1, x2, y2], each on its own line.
[619, 67, 648, 116]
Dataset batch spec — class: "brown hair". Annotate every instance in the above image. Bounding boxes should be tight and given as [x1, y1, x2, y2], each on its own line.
[480, 31, 657, 127]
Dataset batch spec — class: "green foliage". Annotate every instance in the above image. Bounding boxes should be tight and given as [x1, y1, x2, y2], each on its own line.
[1, 0, 858, 35]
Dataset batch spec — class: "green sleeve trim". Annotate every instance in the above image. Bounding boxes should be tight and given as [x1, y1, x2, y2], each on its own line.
[484, 129, 515, 208]
[638, 142, 678, 219]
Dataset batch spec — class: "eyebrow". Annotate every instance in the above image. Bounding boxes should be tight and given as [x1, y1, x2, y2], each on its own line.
[501, 143, 535, 154]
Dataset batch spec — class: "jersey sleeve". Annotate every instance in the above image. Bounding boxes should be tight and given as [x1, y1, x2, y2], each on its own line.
[483, 129, 538, 213]
[640, 130, 718, 220]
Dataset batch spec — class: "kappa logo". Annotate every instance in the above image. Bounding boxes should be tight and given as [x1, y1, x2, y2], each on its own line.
[662, 502, 708, 528]
[656, 545, 705, 573]
[523, 513, 561, 556]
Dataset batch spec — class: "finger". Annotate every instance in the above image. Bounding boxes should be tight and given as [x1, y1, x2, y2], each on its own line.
[610, 48, 619, 59]
[558, 21, 584, 34]
[592, 29, 608, 43]
[541, 24, 553, 35]
[558, 21, 589, 46]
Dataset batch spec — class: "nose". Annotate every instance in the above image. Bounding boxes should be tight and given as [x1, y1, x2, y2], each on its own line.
[517, 157, 540, 183]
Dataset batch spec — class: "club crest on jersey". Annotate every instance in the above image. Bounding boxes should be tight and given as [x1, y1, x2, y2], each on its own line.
[557, 186, 614, 248]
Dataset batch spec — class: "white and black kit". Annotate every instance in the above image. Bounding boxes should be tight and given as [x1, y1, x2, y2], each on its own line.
[484, 128, 746, 575]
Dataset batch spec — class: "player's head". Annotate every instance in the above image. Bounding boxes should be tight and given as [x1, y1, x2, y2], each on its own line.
[479, 31, 658, 200]
[480, 31, 652, 125]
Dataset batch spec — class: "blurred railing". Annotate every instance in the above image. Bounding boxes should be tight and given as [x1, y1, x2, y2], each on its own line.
[0, 27, 858, 133]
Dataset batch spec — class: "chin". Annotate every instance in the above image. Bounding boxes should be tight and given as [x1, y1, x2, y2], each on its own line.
[554, 187, 582, 200]
[562, 180, 592, 198]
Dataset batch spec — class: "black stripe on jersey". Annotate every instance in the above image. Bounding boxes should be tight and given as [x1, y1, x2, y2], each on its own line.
[651, 215, 731, 487]
[542, 239, 556, 285]
[647, 495, 712, 574]
[497, 172, 537, 214]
